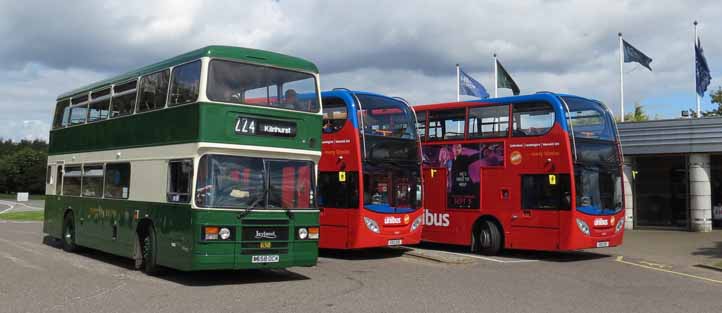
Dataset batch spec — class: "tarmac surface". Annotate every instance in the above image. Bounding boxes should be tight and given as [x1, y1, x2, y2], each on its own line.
[0, 222, 720, 313]
[0, 199, 44, 214]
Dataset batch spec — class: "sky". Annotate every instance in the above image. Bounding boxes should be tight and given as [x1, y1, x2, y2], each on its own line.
[0, 0, 720, 141]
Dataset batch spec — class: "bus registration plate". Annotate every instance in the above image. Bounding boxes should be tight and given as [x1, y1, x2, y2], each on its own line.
[251, 255, 279, 263]
[596, 241, 610, 248]
[388, 239, 403, 246]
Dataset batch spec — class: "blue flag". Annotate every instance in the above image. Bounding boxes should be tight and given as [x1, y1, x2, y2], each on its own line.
[696, 38, 711, 97]
[623, 39, 653, 71]
[459, 69, 489, 99]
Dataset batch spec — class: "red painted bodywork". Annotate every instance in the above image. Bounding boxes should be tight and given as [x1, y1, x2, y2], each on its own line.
[318, 119, 423, 249]
[415, 101, 624, 252]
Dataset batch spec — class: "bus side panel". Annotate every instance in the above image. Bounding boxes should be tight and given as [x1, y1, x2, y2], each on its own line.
[152, 203, 193, 271]
[43, 196, 65, 239]
[421, 168, 456, 243]
[319, 208, 350, 249]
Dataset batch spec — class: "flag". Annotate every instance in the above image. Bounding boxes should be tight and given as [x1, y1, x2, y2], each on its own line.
[496, 60, 520, 95]
[696, 38, 711, 97]
[622, 39, 653, 71]
[459, 68, 489, 98]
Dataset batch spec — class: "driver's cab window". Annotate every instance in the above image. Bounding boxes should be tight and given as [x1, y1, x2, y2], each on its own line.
[322, 96, 348, 133]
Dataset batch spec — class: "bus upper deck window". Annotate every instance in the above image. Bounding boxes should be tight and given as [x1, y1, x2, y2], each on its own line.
[169, 61, 201, 106]
[512, 102, 555, 136]
[321, 96, 348, 133]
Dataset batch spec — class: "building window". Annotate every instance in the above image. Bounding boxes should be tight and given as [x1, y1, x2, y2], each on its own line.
[63, 166, 82, 196]
[512, 102, 555, 136]
[104, 163, 131, 199]
[137, 69, 170, 113]
[521, 174, 570, 210]
[82, 165, 104, 198]
[428, 109, 465, 141]
[169, 61, 201, 106]
[468, 105, 509, 138]
[46, 165, 52, 184]
[167, 159, 193, 203]
[111, 80, 137, 118]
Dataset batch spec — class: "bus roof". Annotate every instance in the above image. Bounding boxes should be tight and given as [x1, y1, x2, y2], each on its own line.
[58, 46, 319, 100]
[412, 92, 599, 111]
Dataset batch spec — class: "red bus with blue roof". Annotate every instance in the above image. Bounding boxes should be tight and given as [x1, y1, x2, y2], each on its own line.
[317, 89, 424, 249]
[414, 92, 624, 255]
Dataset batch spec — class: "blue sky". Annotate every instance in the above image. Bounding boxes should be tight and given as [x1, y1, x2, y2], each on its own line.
[0, 0, 719, 141]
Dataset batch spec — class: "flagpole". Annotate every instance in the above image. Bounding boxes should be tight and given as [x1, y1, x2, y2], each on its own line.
[694, 21, 701, 118]
[456, 64, 460, 102]
[619, 32, 625, 122]
[493, 53, 498, 98]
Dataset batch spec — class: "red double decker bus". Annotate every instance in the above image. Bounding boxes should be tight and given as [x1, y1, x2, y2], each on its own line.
[317, 89, 424, 249]
[415, 93, 624, 255]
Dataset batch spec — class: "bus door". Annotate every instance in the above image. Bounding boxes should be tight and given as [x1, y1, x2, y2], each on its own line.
[421, 167, 449, 242]
[508, 174, 570, 250]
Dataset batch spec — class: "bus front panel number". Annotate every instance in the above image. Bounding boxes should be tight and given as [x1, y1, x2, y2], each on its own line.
[235, 117, 256, 135]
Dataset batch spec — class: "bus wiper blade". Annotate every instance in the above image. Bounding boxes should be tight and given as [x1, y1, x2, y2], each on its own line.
[237, 191, 266, 219]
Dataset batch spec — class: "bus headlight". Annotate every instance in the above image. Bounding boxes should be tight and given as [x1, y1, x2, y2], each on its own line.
[203, 226, 233, 240]
[219, 227, 231, 240]
[576, 218, 590, 235]
[410, 215, 423, 232]
[298, 228, 308, 239]
[308, 227, 319, 239]
[364, 217, 380, 233]
[615, 218, 625, 233]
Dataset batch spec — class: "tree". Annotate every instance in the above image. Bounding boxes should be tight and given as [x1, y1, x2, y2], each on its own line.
[702, 87, 722, 117]
[0, 141, 48, 194]
[618, 102, 649, 122]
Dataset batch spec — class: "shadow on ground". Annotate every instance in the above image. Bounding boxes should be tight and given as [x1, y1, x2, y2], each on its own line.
[415, 241, 611, 262]
[692, 241, 722, 259]
[320, 247, 408, 260]
[43, 236, 310, 286]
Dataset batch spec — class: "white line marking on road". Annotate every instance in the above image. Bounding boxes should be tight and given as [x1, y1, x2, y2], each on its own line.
[424, 250, 539, 263]
[0, 201, 15, 214]
[0, 199, 43, 211]
[616, 256, 722, 285]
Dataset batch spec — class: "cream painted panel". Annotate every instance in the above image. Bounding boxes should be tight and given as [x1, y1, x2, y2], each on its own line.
[129, 160, 167, 203]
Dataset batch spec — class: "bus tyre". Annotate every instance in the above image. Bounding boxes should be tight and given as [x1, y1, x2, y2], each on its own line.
[140, 226, 161, 275]
[475, 220, 502, 256]
[62, 212, 79, 252]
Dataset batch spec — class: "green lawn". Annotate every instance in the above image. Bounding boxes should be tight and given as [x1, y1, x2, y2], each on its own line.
[0, 211, 44, 221]
[0, 193, 45, 200]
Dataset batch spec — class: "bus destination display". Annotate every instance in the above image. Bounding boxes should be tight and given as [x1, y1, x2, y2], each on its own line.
[235, 116, 296, 137]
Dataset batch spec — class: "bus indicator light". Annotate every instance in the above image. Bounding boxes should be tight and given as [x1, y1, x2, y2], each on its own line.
[260, 241, 271, 249]
[339, 171, 346, 182]
[548, 174, 557, 185]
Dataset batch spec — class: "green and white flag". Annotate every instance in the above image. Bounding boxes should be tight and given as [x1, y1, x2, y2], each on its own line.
[496, 59, 520, 96]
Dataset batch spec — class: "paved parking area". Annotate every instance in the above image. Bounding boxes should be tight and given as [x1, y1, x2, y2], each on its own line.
[0, 199, 44, 214]
[1, 222, 720, 313]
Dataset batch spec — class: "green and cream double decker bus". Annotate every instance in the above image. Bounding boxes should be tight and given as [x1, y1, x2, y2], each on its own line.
[43, 46, 322, 273]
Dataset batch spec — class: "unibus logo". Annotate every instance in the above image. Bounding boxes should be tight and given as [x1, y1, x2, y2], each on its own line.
[384, 216, 401, 224]
[424, 210, 450, 227]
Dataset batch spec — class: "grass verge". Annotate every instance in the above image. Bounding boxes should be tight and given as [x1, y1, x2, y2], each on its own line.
[0, 211, 44, 221]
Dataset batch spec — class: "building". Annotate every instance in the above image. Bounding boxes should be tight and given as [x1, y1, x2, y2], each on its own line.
[618, 116, 722, 232]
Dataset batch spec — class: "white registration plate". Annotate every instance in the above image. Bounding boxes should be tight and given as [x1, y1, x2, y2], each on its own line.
[596, 241, 610, 248]
[388, 239, 403, 246]
[251, 255, 279, 263]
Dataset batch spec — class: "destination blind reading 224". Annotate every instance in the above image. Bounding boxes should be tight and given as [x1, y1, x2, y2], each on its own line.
[235, 116, 297, 137]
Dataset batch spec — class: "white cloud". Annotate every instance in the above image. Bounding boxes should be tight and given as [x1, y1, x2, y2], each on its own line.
[0, 0, 720, 140]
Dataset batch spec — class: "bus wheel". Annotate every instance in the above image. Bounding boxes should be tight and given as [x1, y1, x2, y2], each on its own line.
[140, 225, 161, 275]
[62, 212, 79, 252]
[475, 220, 502, 256]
